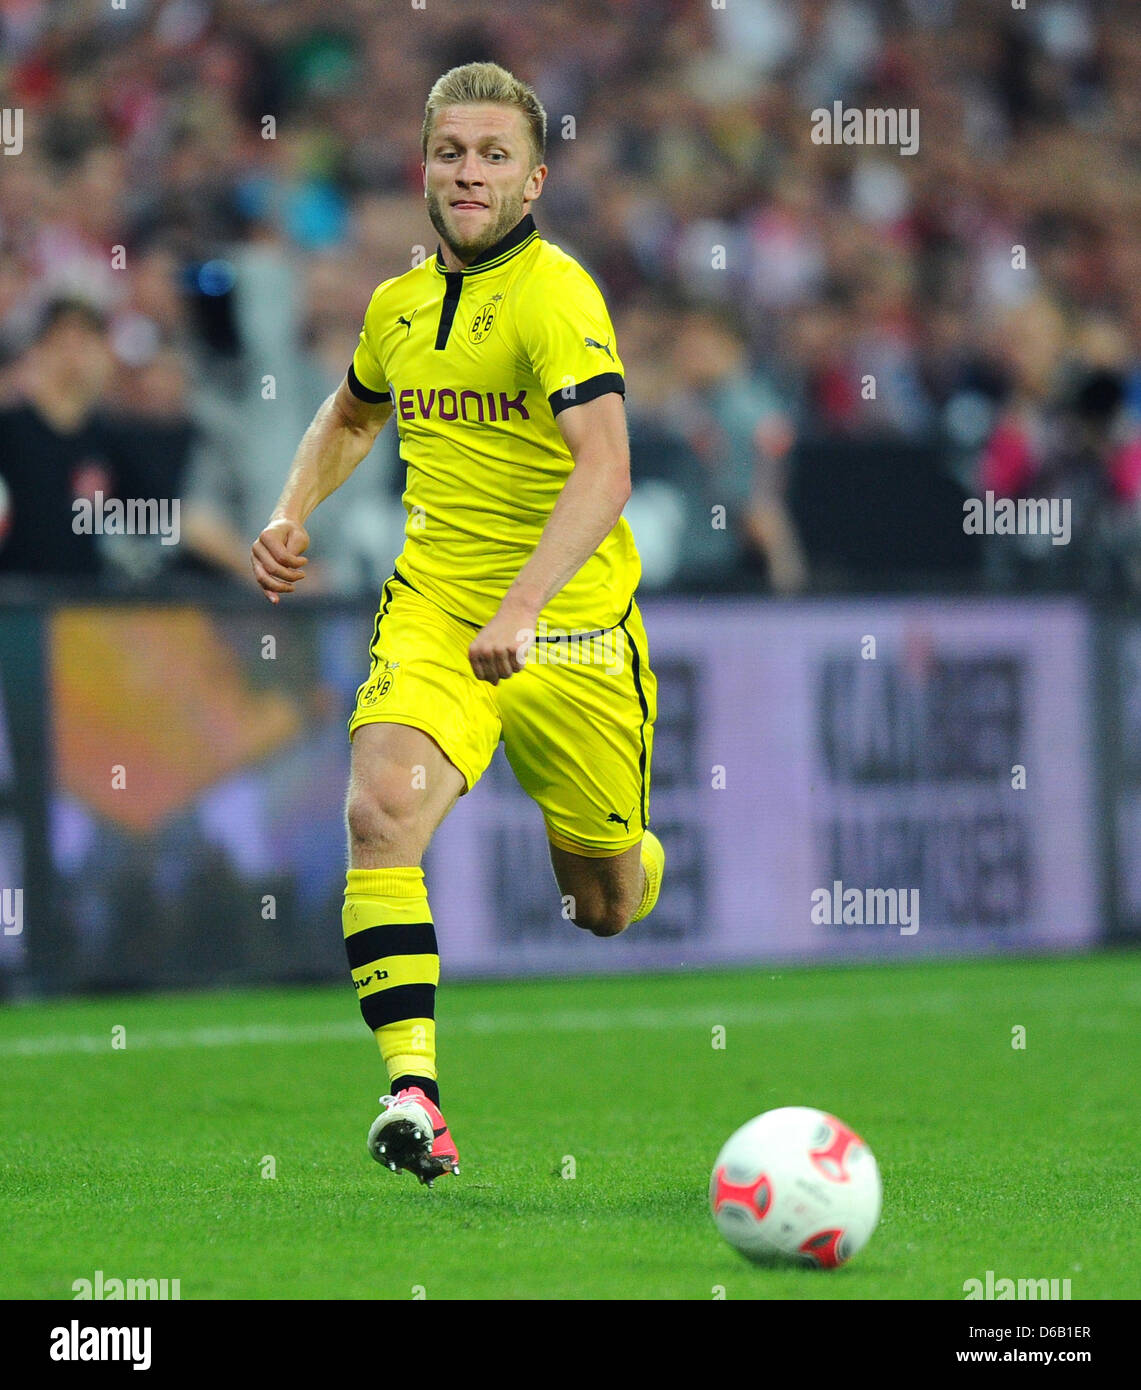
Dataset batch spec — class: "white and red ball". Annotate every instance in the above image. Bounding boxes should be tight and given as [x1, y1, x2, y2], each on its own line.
[710, 1106, 881, 1268]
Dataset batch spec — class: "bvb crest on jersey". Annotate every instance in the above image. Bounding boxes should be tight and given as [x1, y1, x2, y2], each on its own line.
[469, 302, 496, 344]
[359, 670, 395, 706]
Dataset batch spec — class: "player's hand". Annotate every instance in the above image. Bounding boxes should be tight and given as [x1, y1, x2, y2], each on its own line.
[469, 601, 538, 685]
[251, 517, 310, 603]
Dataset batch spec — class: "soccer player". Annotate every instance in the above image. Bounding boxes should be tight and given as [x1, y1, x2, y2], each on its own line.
[251, 62, 664, 1185]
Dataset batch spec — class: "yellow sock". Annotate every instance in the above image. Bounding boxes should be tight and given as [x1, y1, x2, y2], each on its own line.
[342, 866, 438, 1088]
[630, 830, 665, 924]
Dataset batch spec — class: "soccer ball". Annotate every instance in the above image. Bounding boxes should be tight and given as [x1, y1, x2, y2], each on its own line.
[709, 1106, 881, 1268]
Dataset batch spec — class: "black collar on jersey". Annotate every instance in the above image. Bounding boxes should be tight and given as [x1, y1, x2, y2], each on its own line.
[433, 212, 539, 276]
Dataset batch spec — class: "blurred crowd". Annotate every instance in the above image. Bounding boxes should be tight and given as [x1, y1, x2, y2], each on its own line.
[1, 0, 1139, 597]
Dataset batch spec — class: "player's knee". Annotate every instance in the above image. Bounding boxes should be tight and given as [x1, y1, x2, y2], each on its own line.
[571, 900, 631, 938]
[345, 785, 420, 856]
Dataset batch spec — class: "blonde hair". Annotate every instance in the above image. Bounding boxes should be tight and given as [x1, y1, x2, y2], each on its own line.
[422, 62, 546, 169]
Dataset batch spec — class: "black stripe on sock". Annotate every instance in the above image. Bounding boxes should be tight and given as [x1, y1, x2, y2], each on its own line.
[360, 982, 436, 1031]
[344, 920, 438, 972]
[391, 1074, 440, 1106]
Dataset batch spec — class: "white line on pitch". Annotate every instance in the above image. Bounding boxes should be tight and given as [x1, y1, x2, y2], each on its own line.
[0, 985, 1130, 1057]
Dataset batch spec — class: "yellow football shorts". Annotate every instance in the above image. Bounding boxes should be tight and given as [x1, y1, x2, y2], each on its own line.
[347, 572, 655, 857]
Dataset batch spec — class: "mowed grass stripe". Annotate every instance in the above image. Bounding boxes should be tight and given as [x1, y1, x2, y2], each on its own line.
[1, 975, 1136, 1057]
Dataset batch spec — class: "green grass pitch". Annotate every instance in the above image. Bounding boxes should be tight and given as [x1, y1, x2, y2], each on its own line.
[1, 952, 1137, 1300]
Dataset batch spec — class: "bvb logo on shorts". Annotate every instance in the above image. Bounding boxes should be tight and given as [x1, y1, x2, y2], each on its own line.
[469, 302, 496, 344]
[359, 670, 395, 707]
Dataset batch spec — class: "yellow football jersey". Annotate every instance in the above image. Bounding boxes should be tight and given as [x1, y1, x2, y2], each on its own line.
[348, 212, 640, 631]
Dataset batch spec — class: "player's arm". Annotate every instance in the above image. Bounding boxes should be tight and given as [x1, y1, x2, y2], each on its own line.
[468, 391, 630, 683]
[252, 377, 392, 603]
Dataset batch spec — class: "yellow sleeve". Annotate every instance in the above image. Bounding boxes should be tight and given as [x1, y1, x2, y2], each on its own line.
[516, 263, 626, 417]
[348, 279, 397, 402]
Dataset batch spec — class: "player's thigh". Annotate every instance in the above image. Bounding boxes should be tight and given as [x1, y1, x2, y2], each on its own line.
[548, 839, 643, 926]
[346, 577, 500, 862]
[346, 721, 466, 862]
[496, 603, 655, 857]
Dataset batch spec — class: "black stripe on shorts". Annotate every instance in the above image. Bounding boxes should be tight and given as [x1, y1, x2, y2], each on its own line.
[618, 602, 650, 832]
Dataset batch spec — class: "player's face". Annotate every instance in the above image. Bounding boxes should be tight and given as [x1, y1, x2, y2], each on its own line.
[423, 104, 545, 263]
